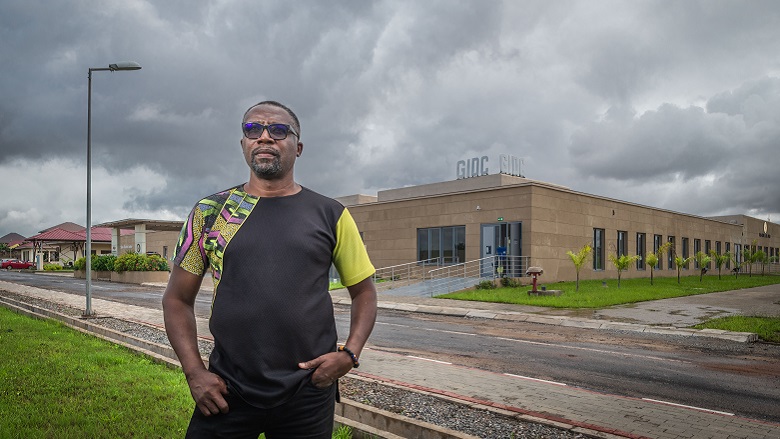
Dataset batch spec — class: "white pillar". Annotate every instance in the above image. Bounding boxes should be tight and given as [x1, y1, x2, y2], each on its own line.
[111, 228, 121, 255]
[134, 224, 147, 255]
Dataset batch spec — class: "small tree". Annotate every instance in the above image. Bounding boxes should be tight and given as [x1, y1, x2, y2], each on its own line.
[742, 245, 755, 277]
[730, 252, 742, 278]
[608, 254, 641, 288]
[645, 241, 671, 286]
[566, 244, 592, 292]
[694, 251, 711, 282]
[673, 256, 692, 284]
[709, 250, 730, 280]
[0, 243, 9, 258]
[742, 239, 758, 277]
[754, 249, 767, 276]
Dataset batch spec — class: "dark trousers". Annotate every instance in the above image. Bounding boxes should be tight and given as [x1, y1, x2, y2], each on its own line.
[185, 381, 337, 439]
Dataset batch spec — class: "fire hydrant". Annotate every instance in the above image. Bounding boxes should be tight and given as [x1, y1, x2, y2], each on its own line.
[526, 266, 544, 293]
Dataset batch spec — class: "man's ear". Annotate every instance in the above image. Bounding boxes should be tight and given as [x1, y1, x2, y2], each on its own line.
[297, 142, 304, 157]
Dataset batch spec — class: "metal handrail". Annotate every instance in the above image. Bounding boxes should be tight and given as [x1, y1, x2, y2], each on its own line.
[425, 255, 531, 297]
[372, 257, 441, 289]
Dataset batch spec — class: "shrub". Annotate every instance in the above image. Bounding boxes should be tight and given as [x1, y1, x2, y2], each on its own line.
[74, 257, 87, 271]
[43, 264, 63, 271]
[476, 280, 496, 290]
[500, 277, 520, 288]
[92, 254, 117, 272]
[113, 252, 170, 273]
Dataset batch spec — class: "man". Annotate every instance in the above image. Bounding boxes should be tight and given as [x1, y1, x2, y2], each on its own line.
[163, 100, 377, 438]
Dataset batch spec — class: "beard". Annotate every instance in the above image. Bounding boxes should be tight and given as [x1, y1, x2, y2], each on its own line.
[251, 156, 283, 179]
[249, 146, 285, 179]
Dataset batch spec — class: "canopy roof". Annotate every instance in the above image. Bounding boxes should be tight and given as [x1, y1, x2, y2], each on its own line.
[96, 218, 184, 232]
[24, 227, 132, 244]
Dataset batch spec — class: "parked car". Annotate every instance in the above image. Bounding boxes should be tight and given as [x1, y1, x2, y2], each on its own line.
[1, 259, 35, 270]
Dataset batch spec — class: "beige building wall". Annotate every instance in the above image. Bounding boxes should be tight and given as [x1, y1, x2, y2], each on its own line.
[118, 230, 180, 259]
[345, 176, 779, 283]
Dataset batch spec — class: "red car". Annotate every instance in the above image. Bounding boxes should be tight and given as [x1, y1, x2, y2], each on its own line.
[2, 259, 35, 270]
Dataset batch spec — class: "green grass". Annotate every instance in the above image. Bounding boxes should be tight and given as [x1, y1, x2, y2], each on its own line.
[0, 307, 193, 438]
[0, 308, 353, 438]
[438, 274, 780, 308]
[694, 316, 780, 343]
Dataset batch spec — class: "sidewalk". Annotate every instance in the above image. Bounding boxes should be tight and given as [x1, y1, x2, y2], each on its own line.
[2, 278, 779, 438]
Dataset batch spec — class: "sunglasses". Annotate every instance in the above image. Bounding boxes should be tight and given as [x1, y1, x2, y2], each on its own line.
[242, 122, 299, 140]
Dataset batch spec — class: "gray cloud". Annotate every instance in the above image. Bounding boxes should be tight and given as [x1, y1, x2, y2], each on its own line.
[1, 0, 780, 237]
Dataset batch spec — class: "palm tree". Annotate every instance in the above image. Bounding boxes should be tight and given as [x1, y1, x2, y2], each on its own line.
[609, 253, 641, 288]
[673, 256, 692, 284]
[709, 250, 730, 280]
[742, 244, 756, 277]
[694, 251, 711, 282]
[754, 249, 767, 276]
[730, 252, 742, 278]
[566, 244, 592, 292]
[645, 241, 671, 286]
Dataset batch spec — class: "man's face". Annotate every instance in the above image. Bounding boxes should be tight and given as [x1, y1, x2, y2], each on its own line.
[241, 105, 303, 180]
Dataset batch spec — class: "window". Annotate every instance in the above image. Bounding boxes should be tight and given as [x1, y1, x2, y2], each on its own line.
[594, 228, 605, 270]
[617, 231, 627, 257]
[694, 239, 701, 268]
[653, 234, 663, 270]
[681, 237, 689, 269]
[734, 244, 742, 266]
[725, 242, 731, 269]
[636, 233, 646, 270]
[705, 240, 712, 268]
[667, 236, 675, 270]
[715, 242, 722, 269]
[417, 226, 465, 264]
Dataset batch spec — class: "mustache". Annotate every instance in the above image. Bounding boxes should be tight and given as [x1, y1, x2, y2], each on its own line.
[251, 148, 280, 158]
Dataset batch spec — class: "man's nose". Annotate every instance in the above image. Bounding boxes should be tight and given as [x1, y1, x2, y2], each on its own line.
[257, 127, 275, 141]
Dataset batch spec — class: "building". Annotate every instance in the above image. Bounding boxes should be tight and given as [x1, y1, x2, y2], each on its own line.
[95, 219, 183, 260]
[338, 173, 779, 283]
[16, 220, 183, 267]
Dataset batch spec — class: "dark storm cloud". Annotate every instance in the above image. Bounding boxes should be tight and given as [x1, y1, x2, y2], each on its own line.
[569, 76, 780, 216]
[1, 0, 780, 236]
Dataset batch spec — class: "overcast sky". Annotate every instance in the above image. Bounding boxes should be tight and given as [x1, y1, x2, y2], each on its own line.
[1, 0, 779, 238]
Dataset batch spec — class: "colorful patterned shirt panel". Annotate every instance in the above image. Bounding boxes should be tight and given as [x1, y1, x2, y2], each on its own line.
[173, 185, 258, 293]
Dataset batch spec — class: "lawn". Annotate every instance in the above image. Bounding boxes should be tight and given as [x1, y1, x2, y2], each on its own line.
[0, 307, 193, 438]
[0, 308, 354, 438]
[438, 274, 780, 308]
[438, 274, 780, 342]
[694, 316, 780, 343]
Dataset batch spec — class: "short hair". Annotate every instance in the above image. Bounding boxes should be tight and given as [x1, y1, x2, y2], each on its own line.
[243, 100, 301, 136]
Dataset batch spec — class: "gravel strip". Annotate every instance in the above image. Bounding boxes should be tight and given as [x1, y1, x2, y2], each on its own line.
[0, 290, 588, 439]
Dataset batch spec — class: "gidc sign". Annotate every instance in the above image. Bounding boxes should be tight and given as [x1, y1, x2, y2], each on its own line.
[456, 154, 523, 180]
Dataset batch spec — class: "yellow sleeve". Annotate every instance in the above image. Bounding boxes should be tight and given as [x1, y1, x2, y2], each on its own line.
[333, 208, 375, 286]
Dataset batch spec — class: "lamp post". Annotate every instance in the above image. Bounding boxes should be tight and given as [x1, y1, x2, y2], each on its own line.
[85, 61, 142, 317]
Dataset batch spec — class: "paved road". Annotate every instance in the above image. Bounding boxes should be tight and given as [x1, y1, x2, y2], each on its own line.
[1, 274, 780, 437]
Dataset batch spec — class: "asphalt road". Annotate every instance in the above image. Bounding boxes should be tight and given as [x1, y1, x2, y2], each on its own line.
[3, 270, 779, 422]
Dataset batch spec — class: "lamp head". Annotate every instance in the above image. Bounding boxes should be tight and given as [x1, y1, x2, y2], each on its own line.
[109, 61, 142, 71]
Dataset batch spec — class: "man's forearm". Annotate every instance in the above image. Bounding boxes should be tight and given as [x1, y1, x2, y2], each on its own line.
[163, 299, 207, 377]
[345, 281, 377, 357]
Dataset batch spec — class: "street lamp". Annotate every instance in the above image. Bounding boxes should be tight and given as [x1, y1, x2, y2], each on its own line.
[85, 61, 142, 317]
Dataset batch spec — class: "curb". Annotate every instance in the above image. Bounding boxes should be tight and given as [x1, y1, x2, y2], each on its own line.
[136, 279, 758, 343]
[0, 296, 558, 439]
[332, 298, 758, 343]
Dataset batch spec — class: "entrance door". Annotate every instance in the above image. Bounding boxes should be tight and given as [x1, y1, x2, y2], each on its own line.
[480, 222, 522, 277]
